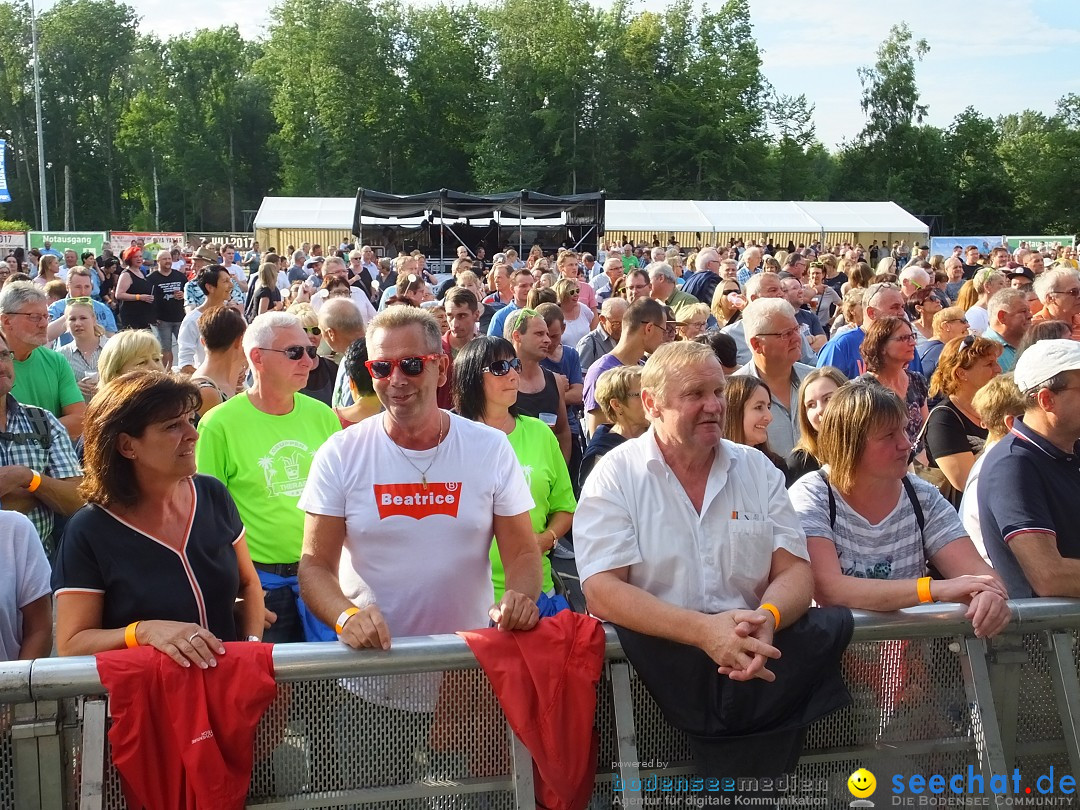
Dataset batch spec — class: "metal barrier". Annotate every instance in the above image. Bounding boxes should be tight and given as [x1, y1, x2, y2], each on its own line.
[3, 599, 1080, 808]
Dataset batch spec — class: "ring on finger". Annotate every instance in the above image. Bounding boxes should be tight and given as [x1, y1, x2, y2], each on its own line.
[187, 632, 200, 643]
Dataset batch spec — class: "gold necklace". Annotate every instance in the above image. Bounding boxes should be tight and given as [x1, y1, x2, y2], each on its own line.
[385, 413, 445, 490]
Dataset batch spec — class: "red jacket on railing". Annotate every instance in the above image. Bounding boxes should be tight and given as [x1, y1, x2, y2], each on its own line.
[95, 642, 276, 810]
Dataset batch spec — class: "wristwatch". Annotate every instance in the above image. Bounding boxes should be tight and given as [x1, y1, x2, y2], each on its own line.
[246, 635, 261, 642]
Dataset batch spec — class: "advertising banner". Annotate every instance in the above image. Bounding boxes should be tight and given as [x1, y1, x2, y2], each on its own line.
[28, 231, 108, 255]
[0, 231, 27, 251]
[0, 140, 10, 204]
[108, 232, 185, 262]
[929, 236, 1005, 258]
[188, 231, 256, 252]
[1006, 235, 1075, 252]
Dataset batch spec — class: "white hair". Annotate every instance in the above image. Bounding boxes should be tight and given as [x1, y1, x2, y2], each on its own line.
[744, 272, 780, 300]
[243, 312, 302, 360]
[600, 296, 629, 318]
[650, 246, 666, 262]
[899, 266, 931, 287]
[742, 298, 797, 341]
[1033, 267, 1080, 303]
[646, 262, 676, 283]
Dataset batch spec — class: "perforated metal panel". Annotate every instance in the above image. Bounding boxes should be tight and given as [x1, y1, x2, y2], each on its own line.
[6, 629, 1080, 808]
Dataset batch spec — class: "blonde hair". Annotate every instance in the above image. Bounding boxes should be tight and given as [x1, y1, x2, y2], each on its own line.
[98, 330, 163, 384]
[928, 336, 1002, 399]
[675, 302, 711, 324]
[65, 300, 105, 338]
[816, 379, 907, 493]
[932, 306, 967, 339]
[287, 302, 319, 329]
[596, 366, 642, 424]
[256, 261, 278, 290]
[971, 373, 1025, 442]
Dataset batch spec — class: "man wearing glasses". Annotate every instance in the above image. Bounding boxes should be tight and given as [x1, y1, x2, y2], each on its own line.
[1031, 268, 1080, 341]
[0, 282, 86, 440]
[298, 305, 541, 652]
[196, 312, 341, 643]
[45, 268, 118, 348]
[816, 281, 923, 379]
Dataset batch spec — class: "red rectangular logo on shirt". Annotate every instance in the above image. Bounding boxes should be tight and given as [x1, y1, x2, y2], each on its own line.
[374, 483, 462, 520]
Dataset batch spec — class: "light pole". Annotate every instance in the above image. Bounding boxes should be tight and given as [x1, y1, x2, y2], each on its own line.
[30, 0, 48, 230]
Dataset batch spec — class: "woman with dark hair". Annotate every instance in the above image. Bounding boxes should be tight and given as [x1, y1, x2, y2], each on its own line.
[452, 336, 576, 616]
[53, 372, 265, 666]
[694, 330, 739, 376]
[1017, 319, 1072, 356]
[905, 287, 942, 346]
[190, 306, 248, 418]
[722, 375, 787, 473]
[858, 316, 929, 448]
[334, 337, 381, 428]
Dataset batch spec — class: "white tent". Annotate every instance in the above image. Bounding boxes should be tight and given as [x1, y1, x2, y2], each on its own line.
[604, 199, 928, 242]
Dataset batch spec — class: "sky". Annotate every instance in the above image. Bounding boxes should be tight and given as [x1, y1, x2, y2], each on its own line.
[78, 0, 1080, 149]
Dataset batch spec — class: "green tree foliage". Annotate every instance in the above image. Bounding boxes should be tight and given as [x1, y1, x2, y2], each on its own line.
[0, 1, 1077, 234]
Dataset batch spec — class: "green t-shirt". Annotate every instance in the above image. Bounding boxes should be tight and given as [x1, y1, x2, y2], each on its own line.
[195, 392, 340, 563]
[11, 347, 83, 417]
[489, 415, 577, 599]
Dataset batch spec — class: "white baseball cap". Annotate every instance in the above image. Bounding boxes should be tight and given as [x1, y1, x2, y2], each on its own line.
[1013, 339, 1080, 393]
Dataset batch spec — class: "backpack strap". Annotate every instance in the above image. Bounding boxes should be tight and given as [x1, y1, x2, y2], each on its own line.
[0, 403, 53, 451]
[901, 475, 926, 538]
[817, 469, 836, 529]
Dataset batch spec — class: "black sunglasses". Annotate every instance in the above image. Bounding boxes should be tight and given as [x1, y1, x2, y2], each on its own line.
[261, 345, 318, 361]
[483, 358, 522, 376]
[365, 353, 441, 379]
[304, 326, 321, 336]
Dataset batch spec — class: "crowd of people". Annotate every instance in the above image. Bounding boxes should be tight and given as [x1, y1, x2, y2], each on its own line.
[2, 231, 1080, 787]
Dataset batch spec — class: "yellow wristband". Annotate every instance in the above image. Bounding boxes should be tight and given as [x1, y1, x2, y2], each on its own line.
[335, 606, 360, 635]
[759, 603, 781, 628]
[27, 470, 41, 493]
[917, 576, 934, 604]
[124, 622, 140, 649]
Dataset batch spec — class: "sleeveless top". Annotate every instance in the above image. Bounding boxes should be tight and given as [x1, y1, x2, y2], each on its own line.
[119, 269, 156, 329]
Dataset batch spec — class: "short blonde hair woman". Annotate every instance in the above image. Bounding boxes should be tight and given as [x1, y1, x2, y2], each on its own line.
[97, 330, 163, 385]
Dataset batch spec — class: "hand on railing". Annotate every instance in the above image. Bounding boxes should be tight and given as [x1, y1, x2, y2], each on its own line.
[930, 576, 1011, 639]
[135, 621, 226, 669]
[337, 605, 391, 651]
[488, 590, 540, 632]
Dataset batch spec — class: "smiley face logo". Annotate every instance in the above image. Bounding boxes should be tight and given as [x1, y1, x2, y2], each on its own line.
[848, 768, 877, 798]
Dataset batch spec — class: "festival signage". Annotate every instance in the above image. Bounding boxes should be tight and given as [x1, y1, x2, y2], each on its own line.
[188, 231, 256, 251]
[27, 231, 108, 255]
[1006, 235, 1075, 252]
[0, 140, 11, 204]
[0, 231, 27, 251]
[929, 236, 1005, 257]
[108, 231, 185, 262]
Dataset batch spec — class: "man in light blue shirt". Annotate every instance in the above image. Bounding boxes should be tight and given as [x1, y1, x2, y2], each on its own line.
[983, 287, 1032, 373]
[46, 269, 117, 347]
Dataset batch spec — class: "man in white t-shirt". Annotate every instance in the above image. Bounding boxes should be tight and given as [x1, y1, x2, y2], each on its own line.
[219, 244, 249, 294]
[298, 306, 541, 649]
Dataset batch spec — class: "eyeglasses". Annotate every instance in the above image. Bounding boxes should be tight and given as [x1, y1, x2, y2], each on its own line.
[1051, 288, 1080, 298]
[6, 311, 48, 323]
[260, 345, 319, 361]
[0, 350, 13, 362]
[890, 332, 918, 343]
[483, 358, 522, 376]
[304, 326, 322, 336]
[66, 296, 92, 304]
[758, 326, 801, 341]
[365, 353, 442, 379]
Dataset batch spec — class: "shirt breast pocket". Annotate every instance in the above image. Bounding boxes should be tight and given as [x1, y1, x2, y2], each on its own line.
[720, 519, 774, 600]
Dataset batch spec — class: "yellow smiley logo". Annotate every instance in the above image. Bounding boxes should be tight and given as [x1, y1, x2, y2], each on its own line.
[848, 768, 877, 798]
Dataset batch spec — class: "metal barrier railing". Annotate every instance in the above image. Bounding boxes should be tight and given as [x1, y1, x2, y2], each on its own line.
[3, 599, 1080, 808]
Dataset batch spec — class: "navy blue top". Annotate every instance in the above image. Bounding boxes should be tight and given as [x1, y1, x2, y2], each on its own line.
[980, 419, 1080, 599]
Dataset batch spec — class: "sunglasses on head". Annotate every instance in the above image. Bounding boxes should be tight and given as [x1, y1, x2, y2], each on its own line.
[484, 358, 522, 376]
[261, 345, 319, 361]
[365, 353, 442, 379]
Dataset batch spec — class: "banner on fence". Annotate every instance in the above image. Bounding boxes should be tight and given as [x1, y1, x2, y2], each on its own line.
[1006, 235, 1076, 252]
[27, 231, 108, 255]
[108, 232, 185, 262]
[0, 231, 27, 251]
[188, 231, 256, 252]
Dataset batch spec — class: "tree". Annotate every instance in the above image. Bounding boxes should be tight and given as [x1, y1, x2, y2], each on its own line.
[0, 1, 39, 225]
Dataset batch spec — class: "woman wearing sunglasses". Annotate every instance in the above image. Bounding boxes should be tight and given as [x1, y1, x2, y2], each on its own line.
[290, 304, 337, 407]
[452, 336, 576, 616]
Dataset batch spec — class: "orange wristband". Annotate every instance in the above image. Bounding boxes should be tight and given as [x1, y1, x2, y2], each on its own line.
[124, 622, 140, 649]
[759, 603, 781, 628]
[27, 470, 41, 493]
[335, 606, 360, 635]
[917, 576, 934, 604]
